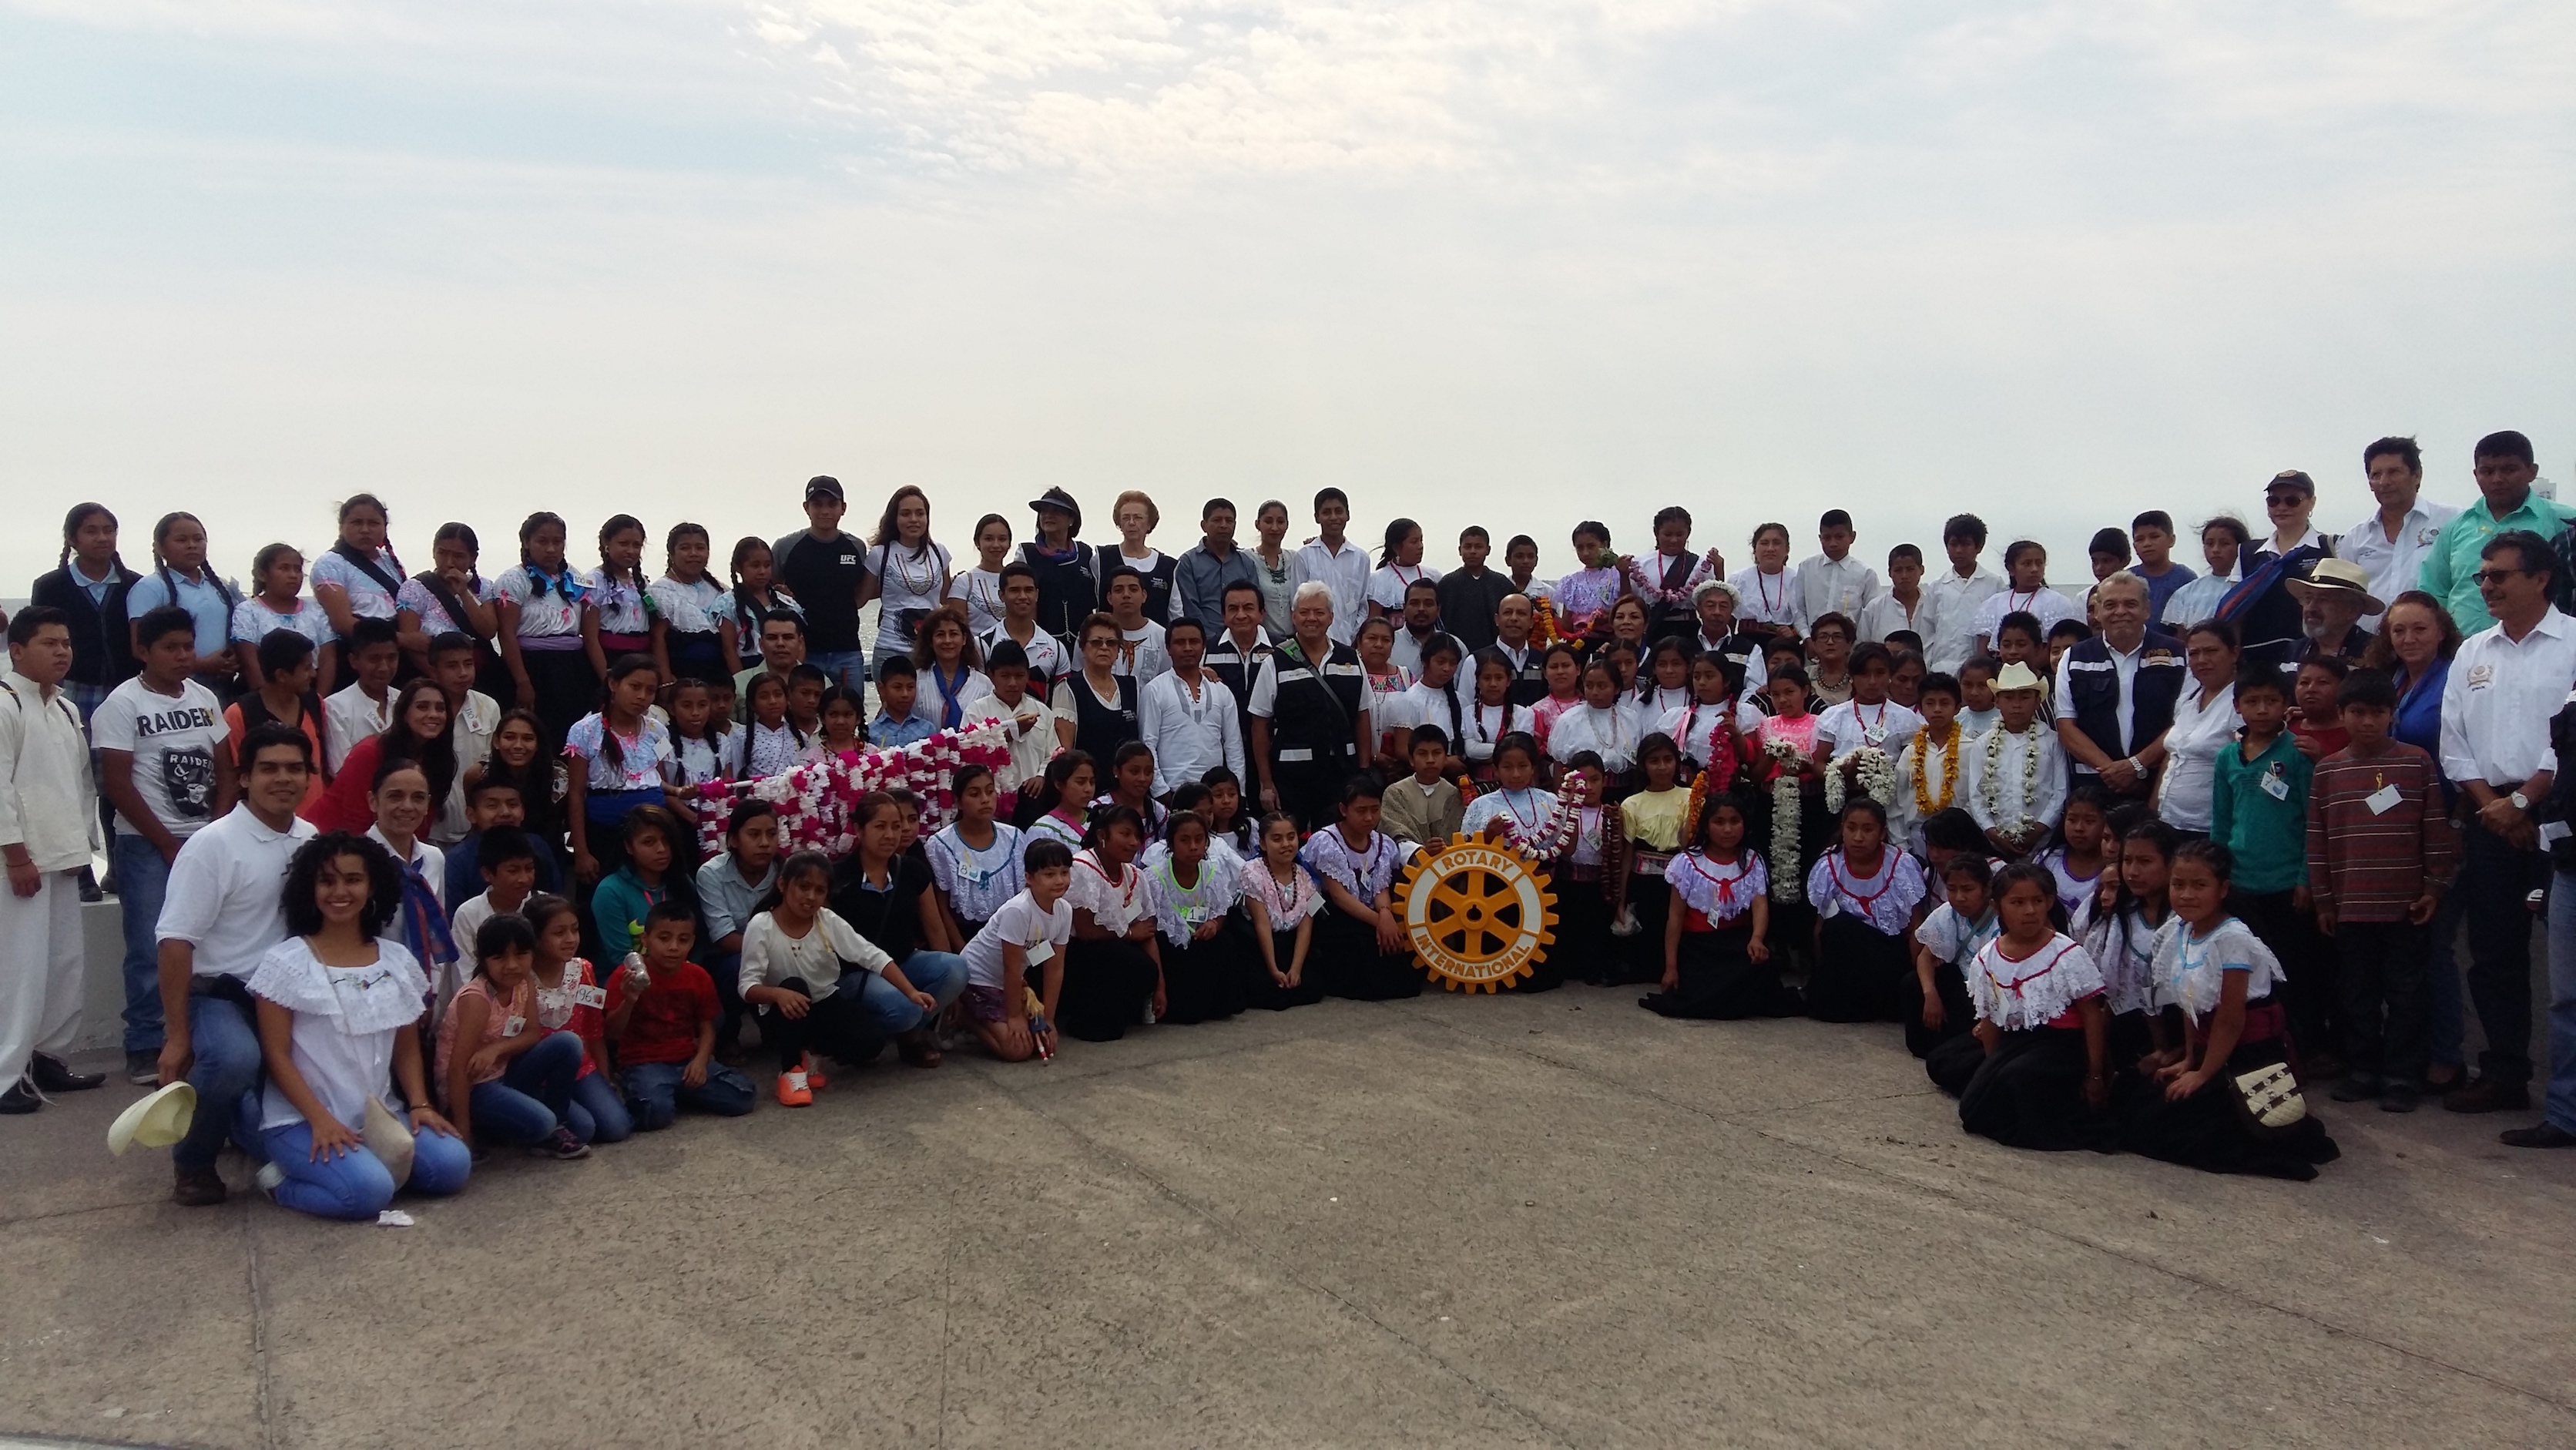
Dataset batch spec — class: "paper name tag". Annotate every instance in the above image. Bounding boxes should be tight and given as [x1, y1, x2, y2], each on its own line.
[572, 985, 608, 1008]
[503, 1015, 527, 1036]
[2543, 821, 2572, 845]
[1025, 939, 1055, 965]
[2260, 772, 2290, 801]
[2364, 784, 2403, 815]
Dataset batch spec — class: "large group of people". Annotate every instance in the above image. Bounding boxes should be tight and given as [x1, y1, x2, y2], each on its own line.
[3, 428, 2574, 1217]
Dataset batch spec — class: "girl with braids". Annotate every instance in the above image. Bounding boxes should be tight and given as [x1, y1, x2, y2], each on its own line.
[29, 502, 139, 721]
[1059, 802, 1165, 1039]
[860, 485, 953, 660]
[495, 511, 596, 745]
[122, 511, 240, 694]
[723, 535, 802, 644]
[583, 514, 656, 684]
[1025, 750, 1095, 850]
[1640, 790, 1793, 1019]
[1635, 636, 1692, 719]
[394, 522, 503, 692]
[2078, 817, 2178, 1069]
[1655, 649, 1750, 788]
[649, 521, 735, 687]
[1925, 861, 2111, 1153]
[230, 544, 337, 696]
[736, 673, 807, 779]
[1460, 648, 1524, 786]
[563, 655, 677, 884]
[1365, 517, 1441, 622]
[310, 493, 408, 646]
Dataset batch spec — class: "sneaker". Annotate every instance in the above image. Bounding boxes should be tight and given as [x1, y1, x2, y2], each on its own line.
[2498, 1121, 2576, 1149]
[2329, 1074, 2382, 1103]
[533, 1126, 592, 1160]
[173, 1166, 229, 1207]
[126, 1051, 160, 1086]
[776, 1069, 813, 1107]
[2443, 1076, 2530, 1113]
[0, 1076, 41, 1115]
[253, 1162, 285, 1197]
[2380, 1082, 2421, 1113]
[801, 1052, 827, 1091]
[32, 1052, 104, 1092]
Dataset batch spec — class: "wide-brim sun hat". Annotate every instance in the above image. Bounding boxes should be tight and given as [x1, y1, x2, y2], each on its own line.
[1992, 662, 2046, 693]
[2284, 558, 2386, 616]
[1027, 487, 1082, 535]
[106, 1080, 196, 1156]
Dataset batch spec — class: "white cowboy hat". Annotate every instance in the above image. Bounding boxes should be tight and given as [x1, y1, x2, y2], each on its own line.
[1992, 662, 2047, 693]
[2284, 558, 2386, 616]
[106, 1081, 196, 1156]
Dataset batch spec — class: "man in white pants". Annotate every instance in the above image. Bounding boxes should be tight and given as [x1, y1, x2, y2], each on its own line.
[0, 607, 106, 1113]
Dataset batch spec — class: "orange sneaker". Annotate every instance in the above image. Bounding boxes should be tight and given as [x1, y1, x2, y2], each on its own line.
[801, 1053, 827, 1091]
[775, 1069, 813, 1107]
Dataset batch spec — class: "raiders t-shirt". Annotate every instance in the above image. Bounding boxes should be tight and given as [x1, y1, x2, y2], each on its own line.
[92, 677, 230, 837]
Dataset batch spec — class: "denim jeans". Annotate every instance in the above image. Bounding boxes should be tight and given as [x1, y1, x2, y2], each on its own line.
[258, 1118, 472, 1220]
[809, 648, 867, 696]
[566, 1070, 633, 1144]
[2546, 871, 2576, 1134]
[112, 835, 173, 1056]
[621, 1059, 757, 1129]
[868, 951, 968, 1033]
[175, 992, 266, 1173]
[2461, 821, 2551, 1083]
[465, 1031, 583, 1146]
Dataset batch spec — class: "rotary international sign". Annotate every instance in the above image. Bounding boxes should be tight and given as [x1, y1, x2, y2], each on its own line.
[1394, 838, 1559, 992]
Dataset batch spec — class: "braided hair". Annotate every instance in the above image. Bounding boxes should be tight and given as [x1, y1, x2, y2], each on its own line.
[150, 512, 236, 616]
[59, 502, 129, 576]
[336, 492, 406, 579]
[518, 512, 575, 599]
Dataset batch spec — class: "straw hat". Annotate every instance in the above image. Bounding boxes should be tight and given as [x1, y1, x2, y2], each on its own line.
[2284, 558, 2386, 616]
[106, 1081, 196, 1156]
[1992, 662, 2047, 693]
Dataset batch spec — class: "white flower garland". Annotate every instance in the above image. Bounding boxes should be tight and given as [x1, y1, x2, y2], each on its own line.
[1494, 772, 1587, 861]
[1822, 746, 1897, 816]
[1765, 737, 1804, 905]
[1980, 723, 2045, 841]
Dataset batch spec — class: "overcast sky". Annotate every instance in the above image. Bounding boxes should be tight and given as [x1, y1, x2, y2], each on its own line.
[2, 1, 2570, 592]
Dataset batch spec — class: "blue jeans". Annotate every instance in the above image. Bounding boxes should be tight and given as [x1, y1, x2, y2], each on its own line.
[2546, 871, 2576, 1133]
[869, 951, 968, 1033]
[113, 836, 173, 1055]
[259, 1118, 472, 1220]
[621, 1059, 756, 1130]
[175, 992, 266, 1173]
[465, 1031, 583, 1146]
[809, 648, 867, 695]
[567, 1069, 632, 1144]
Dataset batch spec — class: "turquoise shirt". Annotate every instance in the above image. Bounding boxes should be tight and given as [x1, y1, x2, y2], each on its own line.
[2209, 730, 2313, 895]
[2419, 490, 2576, 634]
[588, 866, 668, 961]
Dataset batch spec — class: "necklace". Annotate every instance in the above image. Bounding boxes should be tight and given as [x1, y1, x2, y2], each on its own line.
[1756, 569, 1786, 616]
[1981, 723, 2044, 833]
[1910, 720, 1961, 817]
[887, 541, 937, 597]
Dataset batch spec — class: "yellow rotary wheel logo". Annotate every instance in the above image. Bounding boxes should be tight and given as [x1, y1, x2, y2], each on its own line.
[1394, 838, 1558, 992]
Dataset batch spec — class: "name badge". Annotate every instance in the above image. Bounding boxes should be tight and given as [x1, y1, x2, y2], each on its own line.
[2260, 771, 2290, 802]
[572, 985, 608, 1009]
[2364, 784, 2402, 815]
[2543, 821, 2573, 845]
[1025, 939, 1055, 965]
[2467, 663, 2494, 690]
[503, 1014, 527, 1036]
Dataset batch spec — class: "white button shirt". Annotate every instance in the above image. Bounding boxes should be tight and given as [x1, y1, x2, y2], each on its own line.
[2051, 639, 2145, 771]
[0, 670, 101, 872]
[1924, 566, 2004, 675]
[2440, 607, 2576, 786]
[1793, 553, 1881, 633]
[1293, 539, 1373, 645]
[1855, 590, 1938, 650]
[324, 683, 394, 775]
[2336, 501, 2460, 633]
[1139, 669, 1246, 794]
[158, 806, 320, 980]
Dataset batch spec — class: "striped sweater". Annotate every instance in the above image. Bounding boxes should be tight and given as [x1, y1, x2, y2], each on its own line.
[2306, 741, 2457, 922]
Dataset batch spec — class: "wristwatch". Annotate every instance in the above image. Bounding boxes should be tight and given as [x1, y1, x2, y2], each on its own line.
[2511, 790, 2531, 813]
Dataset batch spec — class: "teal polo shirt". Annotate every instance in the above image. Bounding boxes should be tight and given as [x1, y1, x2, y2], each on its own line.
[2419, 491, 2576, 634]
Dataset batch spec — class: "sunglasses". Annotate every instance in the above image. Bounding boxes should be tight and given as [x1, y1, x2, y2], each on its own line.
[2473, 568, 2529, 587]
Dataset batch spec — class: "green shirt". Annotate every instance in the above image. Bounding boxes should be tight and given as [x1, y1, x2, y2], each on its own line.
[2210, 730, 2313, 895]
[2419, 490, 2576, 634]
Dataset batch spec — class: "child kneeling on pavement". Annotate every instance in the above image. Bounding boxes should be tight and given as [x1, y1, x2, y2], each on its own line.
[607, 900, 756, 1127]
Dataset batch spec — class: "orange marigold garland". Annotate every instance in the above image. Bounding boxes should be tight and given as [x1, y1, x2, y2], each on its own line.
[1531, 595, 1561, 646]
[1909, 720, 1961, 820]
[1683, 767, 1709, 838]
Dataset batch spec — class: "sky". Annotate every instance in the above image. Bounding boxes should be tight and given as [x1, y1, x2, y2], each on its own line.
[2, 0, 2571, 593]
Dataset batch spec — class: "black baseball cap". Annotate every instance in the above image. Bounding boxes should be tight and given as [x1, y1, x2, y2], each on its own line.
[2265, 469, 2316, 497]
[805, 475, 844, 503]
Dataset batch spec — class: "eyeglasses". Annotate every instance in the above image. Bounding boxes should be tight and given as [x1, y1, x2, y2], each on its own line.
[2472, 568, 2529, 586]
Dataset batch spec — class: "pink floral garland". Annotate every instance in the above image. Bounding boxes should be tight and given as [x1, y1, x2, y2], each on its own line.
[695, 717, 1014, 857]
[1495, 770, 1589, 860]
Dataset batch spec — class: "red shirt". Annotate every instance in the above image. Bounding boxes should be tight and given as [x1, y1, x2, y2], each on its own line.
[606, 960, 719, 1066]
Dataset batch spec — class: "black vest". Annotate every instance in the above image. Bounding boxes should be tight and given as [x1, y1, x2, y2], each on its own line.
[1263, 640, 1366, 766]
[1064, 673, 1141, 767]
[1206, 633, 1274, 756]
[1492, 643, 1548, 707]
[1645, 553, 1696, 640]
[2062, 630, 2188, 761]
[1020, 541, 1099, 641]
[1102, 550, 1179, 626]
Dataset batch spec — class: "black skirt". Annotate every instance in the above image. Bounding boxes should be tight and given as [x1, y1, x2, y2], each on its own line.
[1806, 914, 1912, 1024]
[521, 648, 599, 750]
[1552, 874, 1616, 985]
[1242, 928, 1327, 1010]
[1957, 1028, 2109, 1152]
[1616, 871, 1673, 985]
[1159, 915, 1249, 1025]
[1638, 925, 1798, 1019]
[1900, 959, 1974, 1058]
[1058, 936, 1162, 1041]
[1310, 906, 1423, 1000]
[2114, 1032, 2341, 1180]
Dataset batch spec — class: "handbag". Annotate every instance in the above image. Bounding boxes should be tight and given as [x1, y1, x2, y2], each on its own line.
[2230, 1061, 2308, 1136]
[362, 1097, 418, 1184]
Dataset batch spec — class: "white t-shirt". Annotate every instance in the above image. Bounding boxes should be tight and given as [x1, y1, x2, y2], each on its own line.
[159, 807, 321, 981]
[961, 888, 1074, 991]
[92, 677, 229, 837]
[1112, 623, 1169, 683]
[948, 568, 1008, 637]
[871, 540, 953, 648]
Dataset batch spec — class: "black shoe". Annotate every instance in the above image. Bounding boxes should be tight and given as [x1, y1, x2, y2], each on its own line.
[0, 1076, 41, 1114]
[31, 1053, 104, 1092]
[2329, 1074, 2382, 1103]
[171, 1166, 228, 1207]
[126, 1051, 159, 1086]
[2444, 1076, 2531, 1113]
[2380, 1082, 2421, 1113]
[78, 867, 103, 904]
[2498, 1121, 2576, 1149]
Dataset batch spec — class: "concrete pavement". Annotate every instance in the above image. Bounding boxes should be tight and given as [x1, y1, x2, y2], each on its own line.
[4, 986, 2572, 1448]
